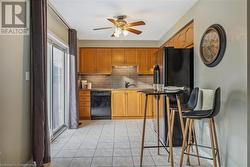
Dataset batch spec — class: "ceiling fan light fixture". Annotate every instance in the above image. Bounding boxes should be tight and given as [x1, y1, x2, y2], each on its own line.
[114, 27, 121, 37]
[123, 30, 129, 36]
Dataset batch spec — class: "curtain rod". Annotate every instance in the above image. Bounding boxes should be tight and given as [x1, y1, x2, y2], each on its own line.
[48, 2, 71, 29]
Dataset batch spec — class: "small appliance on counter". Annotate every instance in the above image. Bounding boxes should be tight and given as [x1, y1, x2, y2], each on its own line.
[79, 79, 92, 90]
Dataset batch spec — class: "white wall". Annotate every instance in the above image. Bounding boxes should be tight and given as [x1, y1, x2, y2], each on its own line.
[0, 26, 31, 165]
[160, 0, 247, 166]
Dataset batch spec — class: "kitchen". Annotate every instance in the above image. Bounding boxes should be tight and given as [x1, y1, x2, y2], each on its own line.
[1, 0, 247, 167]
[46, 0, 246, 166]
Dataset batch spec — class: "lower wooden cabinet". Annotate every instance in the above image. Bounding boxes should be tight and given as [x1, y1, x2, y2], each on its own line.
[111, 91, 126, 117]
[139, 93, 153, 117]
[112, 90, 153, 118]
[79, 90, 91, 120]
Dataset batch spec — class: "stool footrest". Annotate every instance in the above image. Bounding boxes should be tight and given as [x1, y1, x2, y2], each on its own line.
[183, 152, 214, 160]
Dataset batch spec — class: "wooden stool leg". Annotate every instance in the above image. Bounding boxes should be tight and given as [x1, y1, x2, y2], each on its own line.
[192, 121, 201, 165]
[186, 119, 193, 165]
[167, 110, 173, 162]
[140, 95, 148, 166]
[180, 118, 190, 167]
[176, 95, 185, 137]
[166, 96, 174, 167]
[212, 118, 221, 167]
[170, 109, 175, 161]
[156, 95, 160, 155]
[209, 119, 217, 167]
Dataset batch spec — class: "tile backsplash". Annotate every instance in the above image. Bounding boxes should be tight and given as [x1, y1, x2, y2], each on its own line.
[78, 66, 153, 88]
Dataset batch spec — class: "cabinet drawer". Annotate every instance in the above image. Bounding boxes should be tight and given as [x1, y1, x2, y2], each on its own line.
[79, 97, 90, 102]
[79, 106, 90, 119]
[79, 101, 90, 107]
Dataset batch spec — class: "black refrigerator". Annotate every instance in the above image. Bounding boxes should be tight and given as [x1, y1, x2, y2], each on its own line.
[158, 47, 194, 147]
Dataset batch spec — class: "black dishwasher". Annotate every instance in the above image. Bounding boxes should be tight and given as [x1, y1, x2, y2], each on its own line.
[91, 91, 111, 120]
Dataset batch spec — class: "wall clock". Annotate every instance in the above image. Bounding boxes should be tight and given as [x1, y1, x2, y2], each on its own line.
[200, 24, 226, 67]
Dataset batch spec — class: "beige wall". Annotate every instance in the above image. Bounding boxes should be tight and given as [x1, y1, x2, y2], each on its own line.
[47, 6, 68, 44]
[0, 22, 31, 166]
[160, 0, 247, 166]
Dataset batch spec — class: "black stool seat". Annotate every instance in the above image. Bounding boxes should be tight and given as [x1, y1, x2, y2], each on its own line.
[182, 109, 212, 119]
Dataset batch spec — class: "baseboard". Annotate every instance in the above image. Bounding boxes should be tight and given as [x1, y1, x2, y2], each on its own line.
[23, 159, 36, 167]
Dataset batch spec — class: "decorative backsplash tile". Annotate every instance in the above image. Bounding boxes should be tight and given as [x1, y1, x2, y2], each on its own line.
[78, 66, 153, 88]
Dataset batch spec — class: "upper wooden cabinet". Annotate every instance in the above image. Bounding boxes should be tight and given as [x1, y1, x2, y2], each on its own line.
[164, 21, 193, 48]
[137, 48, 158, 75]
[80, 48, 97, 74]
[96, 48, 112, 74]
[112, 48, 125, 65]
[79, 48, 112, 74]
[124, 48, 137, 65]
[185, 25, 193, 47]
[79, 47, 158, 75]
[137, 48, 148, 74]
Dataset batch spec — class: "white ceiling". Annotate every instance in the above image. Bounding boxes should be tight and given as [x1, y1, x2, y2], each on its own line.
[50, 0, 198, 40]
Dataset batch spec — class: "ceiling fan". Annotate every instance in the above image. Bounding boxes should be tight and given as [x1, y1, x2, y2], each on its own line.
[93, 15, 145, 37]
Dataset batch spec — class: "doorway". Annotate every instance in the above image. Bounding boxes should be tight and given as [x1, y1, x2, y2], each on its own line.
[47, 34, 69, 139]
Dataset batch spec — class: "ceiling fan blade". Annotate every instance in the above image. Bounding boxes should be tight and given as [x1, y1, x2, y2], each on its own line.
[126, 28, 142, 35]
[93, 27, 113, 30]
[127, 21, 145, 27]
[107, 18, 116, 25]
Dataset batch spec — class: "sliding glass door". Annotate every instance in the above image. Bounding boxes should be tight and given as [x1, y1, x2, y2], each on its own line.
[47, 40, 68, 138]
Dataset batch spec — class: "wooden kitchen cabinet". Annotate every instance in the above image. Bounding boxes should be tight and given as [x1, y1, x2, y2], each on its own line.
[137, 48, 158, 75]
[126, 91, 140, 117]
[124, 48, 137, 65]
[79, 47, 159, 75]
[137, 48, 148, 74]
[79, 90, 91, 120]
[79, 48, 112, 74]
[79, 48, 96, 74]
[139, 93, 153, 117]
[112, 91, 126, 117]
[96, 48, 112, 74]
[112, 48, 125, 65]
[112, 90, 139, 117]
[163, 21, 193, 48]
[148, 49, 158, 74]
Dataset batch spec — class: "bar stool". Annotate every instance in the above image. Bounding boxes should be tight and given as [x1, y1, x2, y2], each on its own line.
[167, 87, 200, 164]
[180, 87, 221, 167]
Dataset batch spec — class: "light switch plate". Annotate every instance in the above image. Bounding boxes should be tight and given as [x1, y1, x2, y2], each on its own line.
[25, 72, 30, 81]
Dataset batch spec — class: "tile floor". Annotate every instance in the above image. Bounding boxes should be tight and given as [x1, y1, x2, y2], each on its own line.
[51, 119, 212, 167]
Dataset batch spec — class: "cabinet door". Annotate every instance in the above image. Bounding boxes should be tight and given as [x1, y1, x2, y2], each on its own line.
[126, 91, 140, 117]
[139, 93, 153, 117]
[174, 31, 186, 48]
[112, 91, 126, 117]
[112, 48, 125, 65]
[79, 48, 96, 74]
[148, 49, 158, 74]
[137, 49, 148, 74]
[96, 48, 112, 74]
[124, 48, 137, 65]
[185, 24, 193, 48]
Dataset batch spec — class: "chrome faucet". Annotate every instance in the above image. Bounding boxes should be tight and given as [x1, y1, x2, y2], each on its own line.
[125, 81, 136, 88]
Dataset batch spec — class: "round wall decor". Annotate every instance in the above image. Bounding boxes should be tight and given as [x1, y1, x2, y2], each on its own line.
[200, 24, 226, 67]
